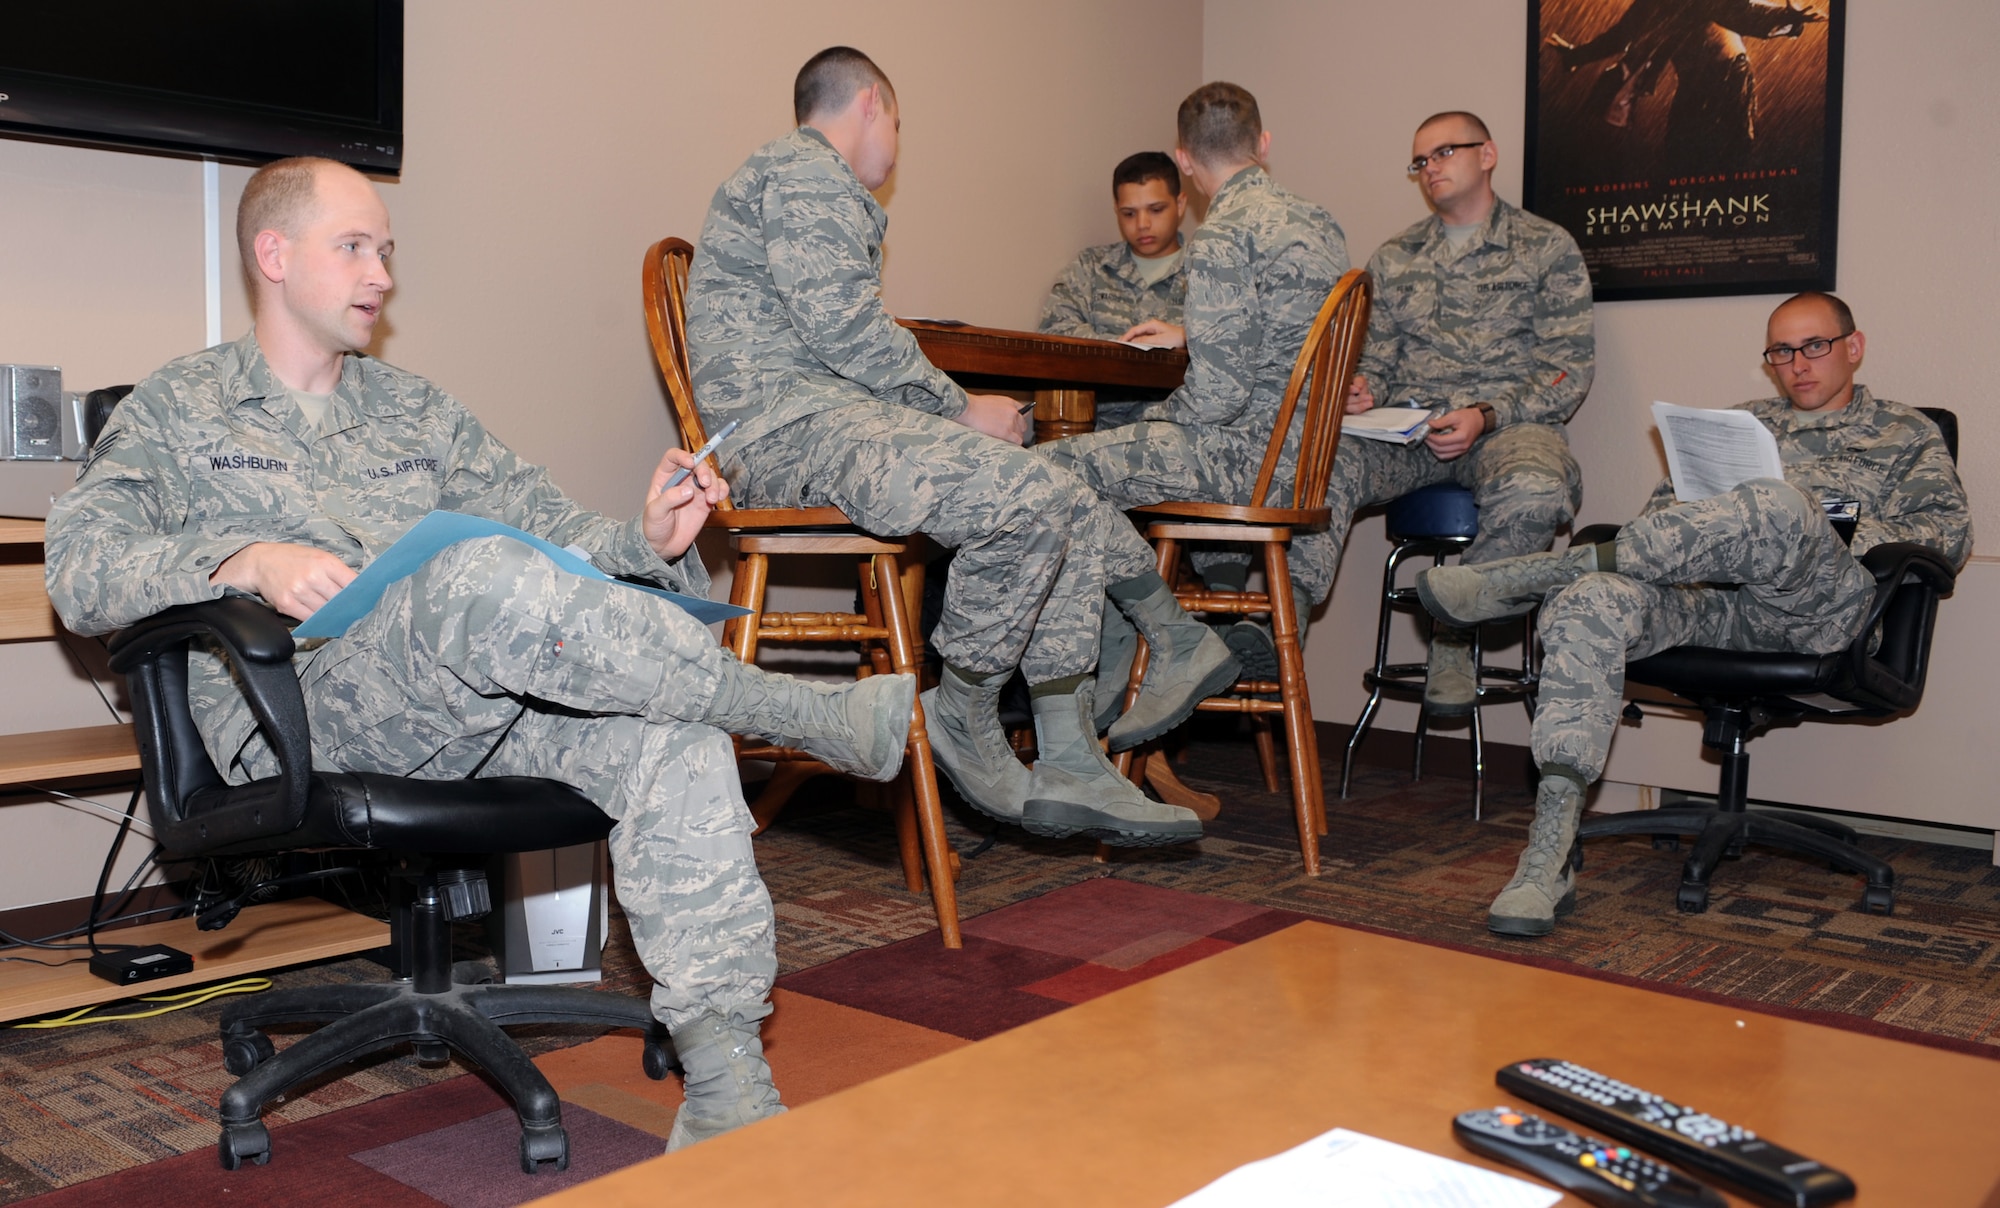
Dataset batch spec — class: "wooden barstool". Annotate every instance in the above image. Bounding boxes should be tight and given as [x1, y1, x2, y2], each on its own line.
[643, 237, 960, 947]
[1117, 270, 1373, 875]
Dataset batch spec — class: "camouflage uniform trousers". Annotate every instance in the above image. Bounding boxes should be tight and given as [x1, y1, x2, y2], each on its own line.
[1036, 418, 1311, 592]
[299, 536, 774, 1033]
[729, 400, 1157, 682]
[1532, 479, 1874, 782]
[1320, 420, 1582, 600]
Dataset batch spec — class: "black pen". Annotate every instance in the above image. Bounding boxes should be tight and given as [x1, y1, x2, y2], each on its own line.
[663, 419, 738, 490]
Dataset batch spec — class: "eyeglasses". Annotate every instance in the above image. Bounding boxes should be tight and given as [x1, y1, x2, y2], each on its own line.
[1406, 143, 1484, 175]
[1761, 334, 1850, 365]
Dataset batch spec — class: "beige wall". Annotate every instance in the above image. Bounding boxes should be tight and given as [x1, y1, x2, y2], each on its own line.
[0, 0, 1992, 911]
[1205, 0, 1999, 829]
[0, 0, 1203, 911]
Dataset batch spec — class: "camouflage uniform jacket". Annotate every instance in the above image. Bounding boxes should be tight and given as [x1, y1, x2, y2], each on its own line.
[1637, 386, 1972, 568]
[1036, 240, 1187, 339]
[687, 125, 968, 458]
[1355, 197, 1594, 428]
[1154, 166, 1349, 467]
[44, 331, 706, 771]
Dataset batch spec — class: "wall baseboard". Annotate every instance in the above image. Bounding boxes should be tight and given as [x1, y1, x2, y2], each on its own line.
[1313, 719, 1537, 794]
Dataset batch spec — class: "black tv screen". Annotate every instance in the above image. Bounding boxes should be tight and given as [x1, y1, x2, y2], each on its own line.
[0, 0, 403, 174]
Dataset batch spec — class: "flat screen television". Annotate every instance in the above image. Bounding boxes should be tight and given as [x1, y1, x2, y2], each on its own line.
[0, 0, 403, 174]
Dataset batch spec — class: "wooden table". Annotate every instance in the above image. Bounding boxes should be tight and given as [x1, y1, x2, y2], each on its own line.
[530, 921, 2000, 1207]
[903, 321, 1186, 444]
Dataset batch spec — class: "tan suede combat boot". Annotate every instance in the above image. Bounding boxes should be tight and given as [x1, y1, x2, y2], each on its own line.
[1487, 775, 1587, 937]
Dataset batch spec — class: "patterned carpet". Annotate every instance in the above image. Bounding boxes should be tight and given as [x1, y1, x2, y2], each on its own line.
[6, 724, 2000, 1202]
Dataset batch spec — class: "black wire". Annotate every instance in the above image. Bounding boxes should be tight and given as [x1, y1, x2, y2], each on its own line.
[98, 844, 165, 929]
[85, 786, 145, 956]
[0, 903, 186, 952]
[56, 630, 126, 724]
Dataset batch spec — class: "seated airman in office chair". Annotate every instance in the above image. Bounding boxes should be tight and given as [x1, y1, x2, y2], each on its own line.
[1415, 291, 1970, 937]
[44, 156, 917, 1150]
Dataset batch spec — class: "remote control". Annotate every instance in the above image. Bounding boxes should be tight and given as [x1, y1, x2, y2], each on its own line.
[1497, 1058, 1856, 1207]
[1455, 1107, 1726, 1207]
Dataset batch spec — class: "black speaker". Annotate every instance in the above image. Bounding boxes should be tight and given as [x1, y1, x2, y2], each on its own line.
[2, 365, 63, 460]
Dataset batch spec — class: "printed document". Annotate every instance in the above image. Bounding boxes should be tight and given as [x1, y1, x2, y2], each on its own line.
[1652, 401, 1784, 502]
[293, 511, 748, 640]
[1169, 1127, 1561, 1208]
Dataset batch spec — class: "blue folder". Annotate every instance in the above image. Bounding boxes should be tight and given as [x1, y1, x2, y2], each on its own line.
[291, 511, 749, 640]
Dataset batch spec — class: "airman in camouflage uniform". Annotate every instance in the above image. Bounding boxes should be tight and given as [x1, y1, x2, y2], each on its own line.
[1039, 162, 1349, 587]
[1415, 293, 1971, 938]
[1038, 84, 1348, 702]
[42, 157, 913, 1151]
[687, 49, 1233, 848]
[1038, 151, 1190, 344]
[1037, 239, 1186, 341]
[1340, 112, 1594, 713]
[1038, 151, 1191, 432]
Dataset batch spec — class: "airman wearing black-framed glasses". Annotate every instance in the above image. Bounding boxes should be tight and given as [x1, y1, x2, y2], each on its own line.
[1327, 109, 1595, 715]
[1410, 290, 1968, 939]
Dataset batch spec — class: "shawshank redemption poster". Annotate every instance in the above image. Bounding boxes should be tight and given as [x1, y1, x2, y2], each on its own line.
[1524, 0, 1844, 302]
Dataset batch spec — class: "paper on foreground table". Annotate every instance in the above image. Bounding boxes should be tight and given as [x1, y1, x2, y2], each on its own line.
[1344, 406, 1440, 445]
[292, 511, 749, 640]
[1168, 1127, 1562, 1208]
[1652, 400, 1784, 503]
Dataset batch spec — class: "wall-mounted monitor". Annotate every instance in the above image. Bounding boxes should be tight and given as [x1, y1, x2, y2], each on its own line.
[0, 0, 403, 174]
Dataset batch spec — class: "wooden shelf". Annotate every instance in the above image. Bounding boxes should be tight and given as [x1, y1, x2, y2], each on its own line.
[0, 896, 389, 1023]
[0, 723, 140, 782]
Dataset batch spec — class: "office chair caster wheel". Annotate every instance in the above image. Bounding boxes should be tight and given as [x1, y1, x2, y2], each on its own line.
[1676, 881, 1709, 913]
[1862, 885, 1894, 915]
[1652, 835, 1681, 852]
[218, 1121, 271, 1170]
[520, 1124, 570, 1174]
[642, 1036, 677, 1080]
[413, 1039, 451, 1066]
[221, 1030, 276, 1076]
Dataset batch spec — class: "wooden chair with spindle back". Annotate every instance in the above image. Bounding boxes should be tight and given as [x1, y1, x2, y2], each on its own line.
[642, 236, 960, 948]
[1117, 269, 1373, 876]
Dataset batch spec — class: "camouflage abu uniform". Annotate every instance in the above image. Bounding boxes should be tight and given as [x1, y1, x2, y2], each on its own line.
[44, 332, 776, 1033]
[687, 126, 1158, 682]
[1534, 388, 1971, 781]
[1038, 240, 1188, 430]
[1330, 198, 1594, 583]
[1038, 166, 1352, 600]
[1036, 240, 1187, 340]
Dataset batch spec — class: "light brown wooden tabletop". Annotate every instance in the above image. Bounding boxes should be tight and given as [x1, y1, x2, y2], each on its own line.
[529, 919, 2000, 1207]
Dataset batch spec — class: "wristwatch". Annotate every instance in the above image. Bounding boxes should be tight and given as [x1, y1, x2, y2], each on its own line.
[1474, 401, 1497, 433]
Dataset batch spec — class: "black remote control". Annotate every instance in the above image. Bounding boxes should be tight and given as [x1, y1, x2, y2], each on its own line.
[1497, 1058, 1856, 1207]
[1455, 1107, 1726, 1207]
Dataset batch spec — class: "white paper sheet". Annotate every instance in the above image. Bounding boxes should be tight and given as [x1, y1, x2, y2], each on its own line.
[1344, 406, 1439, 445]
[1168, 1128, 1563, 1208]
[1652, 400, 1785, 502]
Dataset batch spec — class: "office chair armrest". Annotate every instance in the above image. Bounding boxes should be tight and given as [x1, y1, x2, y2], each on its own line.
[107, 595, 297, 669]
[107, 598, 315, 848]
[1856, 542, 1957, 629]
[1839, 543, 1957, 711]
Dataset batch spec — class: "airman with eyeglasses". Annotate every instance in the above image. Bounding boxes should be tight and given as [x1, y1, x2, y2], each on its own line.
[1327, 109, 1594, 715]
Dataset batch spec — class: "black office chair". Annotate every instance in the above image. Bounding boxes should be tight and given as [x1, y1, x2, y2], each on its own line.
[106, 598, 676, 1173]
[1571, 407, 1960, 915]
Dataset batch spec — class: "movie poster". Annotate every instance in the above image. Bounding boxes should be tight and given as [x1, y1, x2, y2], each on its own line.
[1523, 0, 1844, 302]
